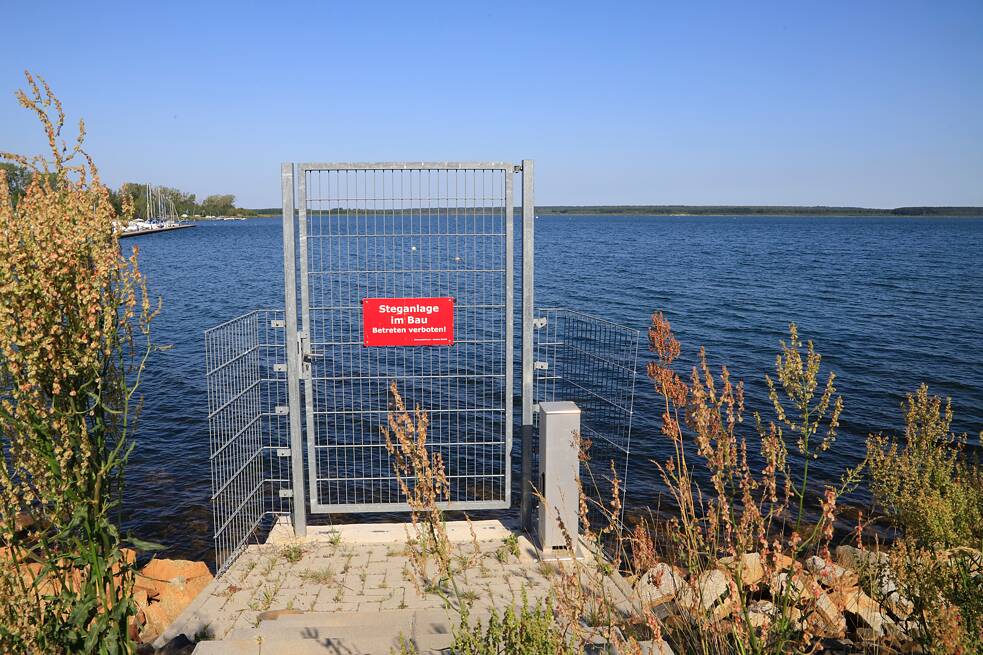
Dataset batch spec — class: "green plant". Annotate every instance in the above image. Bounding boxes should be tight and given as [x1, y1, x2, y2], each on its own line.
[0, 72, 157, 654]
[449, 596, 574, 655]
[866, 386, 983, 654]
[298, 567, 336, 585]
[883, 542, 983, 655]
[494, 534, 520, 563]
[867, 384, 983, 547]
[280, 544, 304, 564]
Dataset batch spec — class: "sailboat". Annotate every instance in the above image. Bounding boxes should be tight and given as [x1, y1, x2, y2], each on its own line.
[122, 185, 183, 233]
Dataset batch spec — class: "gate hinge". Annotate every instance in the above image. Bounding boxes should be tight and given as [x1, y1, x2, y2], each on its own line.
[534, 361, 549, 370]
[533, 317, 547, 329]
[278, 489, 294, 499]
[513, 164, 523, 173]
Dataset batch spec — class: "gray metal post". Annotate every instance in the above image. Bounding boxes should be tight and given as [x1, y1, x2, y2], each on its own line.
[281, 163, 307, 537]
[520, 159, 535, 533]
[538, 401, 580, 554]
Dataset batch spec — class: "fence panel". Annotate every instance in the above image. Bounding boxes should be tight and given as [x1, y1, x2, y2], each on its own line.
[206, 309, 291, 573]
[534, 308, 640, 524]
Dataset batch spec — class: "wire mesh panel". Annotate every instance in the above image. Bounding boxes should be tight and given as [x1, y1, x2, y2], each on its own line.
[206, 309, 291, 573]
[533, 308, 640, 520]
[298, 164, 513, 512]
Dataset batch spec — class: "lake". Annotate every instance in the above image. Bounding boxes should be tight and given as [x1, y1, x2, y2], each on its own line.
[125, 215, 983, 565]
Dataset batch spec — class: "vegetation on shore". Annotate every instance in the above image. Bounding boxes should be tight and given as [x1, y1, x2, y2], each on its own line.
[390, 316, 982, 654]
[1, 73, 157, 654]
[2, 162, 254, 218]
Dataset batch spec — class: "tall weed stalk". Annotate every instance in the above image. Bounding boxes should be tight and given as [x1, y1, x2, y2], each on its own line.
[0, 72, 157, 654]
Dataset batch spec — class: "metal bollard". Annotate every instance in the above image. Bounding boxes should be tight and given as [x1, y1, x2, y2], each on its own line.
[537, 401, 580, 555]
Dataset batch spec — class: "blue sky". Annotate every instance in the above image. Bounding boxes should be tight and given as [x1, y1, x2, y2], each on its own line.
[2, 1, 981, 208]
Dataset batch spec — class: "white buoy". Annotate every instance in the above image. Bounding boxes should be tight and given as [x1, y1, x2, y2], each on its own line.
[410, 245, 417, 251]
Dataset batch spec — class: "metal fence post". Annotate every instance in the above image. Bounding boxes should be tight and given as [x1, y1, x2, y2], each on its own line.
[281, 163, 307, 537]
[520, 159, 535, 533]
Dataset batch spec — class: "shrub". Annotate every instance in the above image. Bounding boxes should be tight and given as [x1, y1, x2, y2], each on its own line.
[0, 73, 156, 654]
[867, 384, 983, 547]
[867, 385, 983, 653]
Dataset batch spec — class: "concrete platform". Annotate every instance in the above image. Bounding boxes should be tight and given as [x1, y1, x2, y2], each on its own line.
[156, 519, 565, 653]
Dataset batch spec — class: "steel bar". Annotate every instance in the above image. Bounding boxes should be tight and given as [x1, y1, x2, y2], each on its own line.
[520, 159, 535, 532]
[282, 164, 307, 537]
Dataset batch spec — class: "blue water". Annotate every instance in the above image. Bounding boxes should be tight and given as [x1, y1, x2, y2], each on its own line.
[125, 215, 983, 563]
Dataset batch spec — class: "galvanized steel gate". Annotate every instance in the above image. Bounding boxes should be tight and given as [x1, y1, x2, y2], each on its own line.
[205, 160, 645, 573]
[281, 162, 536, 530]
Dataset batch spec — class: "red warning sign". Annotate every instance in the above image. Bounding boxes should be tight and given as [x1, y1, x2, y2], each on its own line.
[362, 297, 455, 347]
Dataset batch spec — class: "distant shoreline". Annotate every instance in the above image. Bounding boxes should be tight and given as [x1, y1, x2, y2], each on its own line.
[241, 205, 983, 218]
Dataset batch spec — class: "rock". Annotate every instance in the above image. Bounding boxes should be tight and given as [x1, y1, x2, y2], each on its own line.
[747, 600, 775, 628]
[805, 555, 858, 591]
[770, 571, 845, 637]
[13, 511, 35, 532]
[680, 569, 730, 610]
[835, 545, 887, 571]
[718, 552, 765, 586]
[833, 546, 912, 619]
[831, 587, 896, 638]
[136, 559, 214, 643]
[636, 563, 686, 607]
[811, 587, 847, 637]
[155, 634, 195, 655]
[638, 638, 675, 655]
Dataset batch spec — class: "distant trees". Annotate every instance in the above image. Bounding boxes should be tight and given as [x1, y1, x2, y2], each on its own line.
[114, 184, 245, 218]
[1, 163, 38, 206]
[201, 194, 236, 216]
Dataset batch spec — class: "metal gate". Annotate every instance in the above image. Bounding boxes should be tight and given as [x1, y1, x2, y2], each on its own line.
[282, 163, 531, 518]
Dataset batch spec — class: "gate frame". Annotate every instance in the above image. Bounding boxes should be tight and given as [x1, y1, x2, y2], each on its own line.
[280, 162, 535, 533]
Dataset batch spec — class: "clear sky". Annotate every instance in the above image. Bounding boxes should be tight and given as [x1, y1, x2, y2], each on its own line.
[2, 1, 981, 208]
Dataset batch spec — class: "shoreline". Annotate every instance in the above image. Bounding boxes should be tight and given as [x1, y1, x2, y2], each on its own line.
[118, 224, 196, 238]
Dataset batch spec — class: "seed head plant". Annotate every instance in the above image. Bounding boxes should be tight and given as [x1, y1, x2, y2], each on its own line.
[643, 313, 863, 654]
[0, 72, 157, 654]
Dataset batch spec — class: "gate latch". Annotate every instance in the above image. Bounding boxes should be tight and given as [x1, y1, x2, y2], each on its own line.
[278, 489, 294, 499]
[533, 317, 547, 329]
[534, 361, 549, 370]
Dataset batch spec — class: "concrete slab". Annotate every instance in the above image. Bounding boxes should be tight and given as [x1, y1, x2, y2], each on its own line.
[171, 518, 619, 653]
[266, 516, 516, 546]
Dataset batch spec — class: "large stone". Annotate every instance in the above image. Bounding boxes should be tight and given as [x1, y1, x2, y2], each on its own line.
[805, 555, 858, 592]
[835, 545, 887, 571]
[718, 552, 764, 586]
[136, 559, 214, 643]
[636, 563, 686, 607]
[639, 638, 675, 655]
[677, 568, 730, 613]
[833, 546, 911, 619]
[831, 587, 896, 638]
[811, 588, 847, 637]
[747, 600, 775, 628]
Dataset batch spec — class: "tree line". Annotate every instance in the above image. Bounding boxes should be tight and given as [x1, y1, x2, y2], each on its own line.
[1, 163, 251, 218]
